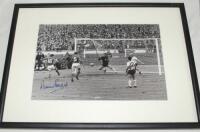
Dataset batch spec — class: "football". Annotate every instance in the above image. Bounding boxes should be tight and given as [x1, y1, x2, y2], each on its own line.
[90, 63, 94, 67]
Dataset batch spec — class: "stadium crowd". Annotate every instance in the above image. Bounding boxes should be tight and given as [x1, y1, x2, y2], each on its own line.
[37, 24, 160, 51]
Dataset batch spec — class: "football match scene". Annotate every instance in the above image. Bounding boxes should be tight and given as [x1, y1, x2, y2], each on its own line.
[32, 24, 167, 100]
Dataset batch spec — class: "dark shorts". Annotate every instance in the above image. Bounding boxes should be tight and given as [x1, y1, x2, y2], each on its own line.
[54, 62, 59, 68]
[102, 63, 109, 67]
[37, 60, 43, 65]
[127, 69, 136, 75]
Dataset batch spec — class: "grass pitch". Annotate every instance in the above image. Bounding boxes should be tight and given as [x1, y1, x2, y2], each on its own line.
[32, 65, 167, 100]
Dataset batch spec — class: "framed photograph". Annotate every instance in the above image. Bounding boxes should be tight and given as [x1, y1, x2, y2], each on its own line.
[0, 3, 200, 129]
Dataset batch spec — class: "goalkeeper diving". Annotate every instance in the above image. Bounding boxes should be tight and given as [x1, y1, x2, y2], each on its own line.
[98, 51, 117, 73]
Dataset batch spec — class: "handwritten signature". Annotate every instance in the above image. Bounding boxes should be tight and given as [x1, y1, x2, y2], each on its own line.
[40, 79, 68, 89]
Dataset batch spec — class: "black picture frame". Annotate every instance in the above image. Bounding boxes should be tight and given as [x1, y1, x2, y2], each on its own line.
[0, 3, 200, 129]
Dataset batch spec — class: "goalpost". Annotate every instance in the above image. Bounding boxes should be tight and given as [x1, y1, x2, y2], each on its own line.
[74, 38, 162, 75]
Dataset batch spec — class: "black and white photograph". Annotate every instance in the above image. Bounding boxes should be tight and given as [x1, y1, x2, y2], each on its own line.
[32, 24, 167, 100]
[1, 3, 200, 128]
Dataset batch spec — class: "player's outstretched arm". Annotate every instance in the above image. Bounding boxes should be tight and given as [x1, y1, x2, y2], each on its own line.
[125, 67, 128, 74]
[126, 65, 131, 74]
[137, 58, 144, 64]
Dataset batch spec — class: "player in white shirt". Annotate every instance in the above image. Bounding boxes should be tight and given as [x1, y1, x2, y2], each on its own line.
[45, 54, 60, 78]
[71, 52, 81, 82]
[126, 56, 144, 88]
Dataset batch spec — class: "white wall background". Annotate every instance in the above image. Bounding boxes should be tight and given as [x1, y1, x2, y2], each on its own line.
[0, 0, 200, 131]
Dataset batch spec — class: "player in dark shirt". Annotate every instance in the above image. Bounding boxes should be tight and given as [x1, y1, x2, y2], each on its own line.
[98, 52, 116, 73]
[64, 52, 73, 69]
[35, 51, 45, 70]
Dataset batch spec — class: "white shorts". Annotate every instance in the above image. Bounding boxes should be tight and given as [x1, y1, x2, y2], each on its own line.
[72, 63, 80, 74]
[47, 65, 56, 71]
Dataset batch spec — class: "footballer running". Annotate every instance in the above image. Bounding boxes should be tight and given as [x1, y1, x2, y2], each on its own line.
[46, 53, 60, 77]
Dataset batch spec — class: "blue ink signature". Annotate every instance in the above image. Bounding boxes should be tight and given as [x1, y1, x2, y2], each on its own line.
[40, 79, 68, 89]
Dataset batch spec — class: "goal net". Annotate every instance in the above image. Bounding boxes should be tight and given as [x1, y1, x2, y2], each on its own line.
[74, 38, 163, 75]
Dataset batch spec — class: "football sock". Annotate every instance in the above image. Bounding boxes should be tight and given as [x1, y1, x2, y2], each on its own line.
[128, 79, 132, 87]
[133, 80, 137, 86]
[56, 70, 60, 76]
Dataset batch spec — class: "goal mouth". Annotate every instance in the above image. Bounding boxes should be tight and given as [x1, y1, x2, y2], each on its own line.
[75, 38, 163, 75]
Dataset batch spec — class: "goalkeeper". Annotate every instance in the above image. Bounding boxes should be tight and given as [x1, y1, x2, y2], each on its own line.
[98, 51, 116, 73]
